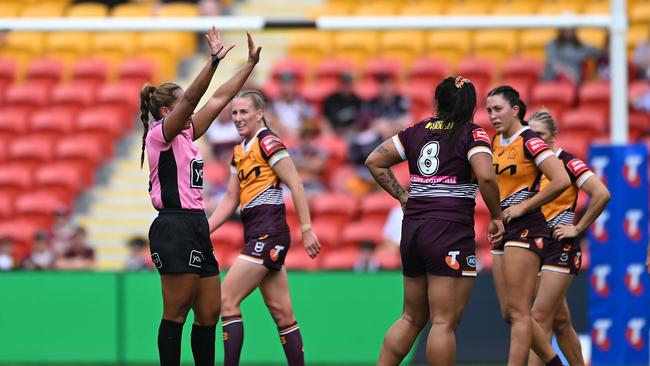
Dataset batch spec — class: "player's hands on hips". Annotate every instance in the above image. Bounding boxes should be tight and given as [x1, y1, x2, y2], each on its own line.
[553, 224, 578, 240]
[488, 218, 504, 246]
[502, 203, 526, 224]
[205, 25, 235, 60]
[246, 32, 261, 64]
[302, 229, 321, 259]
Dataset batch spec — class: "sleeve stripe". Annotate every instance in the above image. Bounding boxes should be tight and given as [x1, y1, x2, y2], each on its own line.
[576, 171, 594, 188]
[269, 150, 290, 167]
[467, 146, 493, 160]
[534, 150, 553, 166]
[392, 135, 406, 161]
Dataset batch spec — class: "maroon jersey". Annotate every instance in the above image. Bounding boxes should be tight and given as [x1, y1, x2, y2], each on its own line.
[394, 119, 492, 225]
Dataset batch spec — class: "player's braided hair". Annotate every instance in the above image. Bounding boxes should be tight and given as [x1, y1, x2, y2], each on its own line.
[487, 85, 528, 125]
[139, 82, 181, 168]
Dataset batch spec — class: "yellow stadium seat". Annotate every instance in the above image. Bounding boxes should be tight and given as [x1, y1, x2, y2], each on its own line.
[577, 28, 607, 48]
[628, 24, 649, 56]
[46, 32, 92, 75]
[0, 2, 23, 17]
[491, 2, 538, 15]
[582, 1, 610, 14]
[353, 2, 398, 15]
[473, 29, 519, 68]
[0, 32, 46, 80]
[519, 29, 556, 61]
[158, 2, 199, 17]
[20, 1, 68, 17]
[308, 3, 352, 18]
[333, 31, 379, 67]
[111, 2, 153, 17]
[425, 30, 472, 69]
[537, 2, 583, 14]
[137, 32, 184, 81]
[379, 30, 425, 67]
[92, 32, 137, 79]
[287, 30, 333, 68]
[399, 2, 446, 15]
[630, 2, 650, 26]
[65, 2, 109, 17]
[444, 2, 490, 15]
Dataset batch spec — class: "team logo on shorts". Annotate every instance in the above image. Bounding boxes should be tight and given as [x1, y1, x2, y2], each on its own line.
[560, 253, 569, 263]
[466, 255, 477, 268]
[534, 237, 544, 249]
[445, 251, 460, 270]
[189, 250, 203, 268]
[151, 252, 162, 268]
[520, 230, 529, 238]
[254, 241, 265, 253]
[270, 245, 285, 262]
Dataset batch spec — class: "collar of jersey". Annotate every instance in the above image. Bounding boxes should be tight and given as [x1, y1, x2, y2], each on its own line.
[241, 127, 267, 153]
[499, 126, 529, 146]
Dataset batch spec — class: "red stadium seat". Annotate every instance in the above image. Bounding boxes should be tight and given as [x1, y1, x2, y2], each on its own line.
[531, 81, 577, 121]
[26, 58, 64, 89]
[284, 246, 320, 271]
[284, 195, 300, 231]
[51, 81, 96, 110]
[502, 57, 543, 86]
[270, 58, 310, 84]
[310, 192, 359, 227]
[0, 191, 13, 219]
[4, 82, 51, 109]
[362, 57, 402, 83]
[629, 111, 650, 140]
[314, 134, 349, 181]
[372, 247, 400, 270]
[203, 162, 229, 186]
[0, 163, 33, 196]
[311, 217, 343, 248]
[96, 82, 141, 120]
[360, 191, 397, 223]
[72, 58, 109, 88]
[401, 83, 434, 120]
[341, 219, 385, 247]
[29, 106, 76, 138]
[0, 59, 17, 85]
[473, 109, 496, 138]
[561, 108, 607, 139]
[210, 220, 244, 250]
[14, 191, 69, 228]
[55, 134, 105, 171]
[315, 58, 356, 86]
[497, 77, 533, 104]
[301, 82, 336, 112]
[407, 57, 450, 90]
[118, 57, 156, 85]
[76, 106, 123, 138]
[34, 162, 86, 200]
[553, 132, 590, 160]
[0, 219, 41, 247]
[0, 107, 30, 139]
[392, 161, 411, 188]
[457, 57, 496, 102]
[474, 213, 489, 248]
[8, 135, 55, 165]
[320, 247, 361, 270]
[354, 79, 379, 100]
[579, 80, 610, 116]
[629, 80, 650, 100]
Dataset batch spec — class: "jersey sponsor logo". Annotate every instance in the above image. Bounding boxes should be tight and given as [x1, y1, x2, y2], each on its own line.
[567, 158, 589, 177]
[494, 163, 517, 175]
[260, 135, 286, 156]
[189, 250, 204, 268]
[592, 264, 611, 297]
[238, 166, 261, 181]
[592, 318, 612, 351]
[190, 159, 204, 188]
[624, 209, 643, 242]
[445, 250, 460, 270]
[472, 128, 490, 143]
[270, 245, 285, 262]
[466, 255, 477, 268]
[534, 237, 544, 249]
[625, 264, 644, 296]
[151, 252, 162, 268]
[626, 318, 646, 350]
[524, 137, 549, 156]
[623, 154, 643, 188]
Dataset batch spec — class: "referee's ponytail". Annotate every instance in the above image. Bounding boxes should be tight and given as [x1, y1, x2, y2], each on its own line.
[139, 82, 181, 169]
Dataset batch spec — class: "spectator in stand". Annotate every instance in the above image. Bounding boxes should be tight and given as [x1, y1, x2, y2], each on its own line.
[542, 28, 602, 84]
[322, 73, 362, 135]
[22, 231, 55, 270]
[269, 72, 315, 141]
[0, 236, 15, 271]
[361, 73, 410, 138]
[125, 236, 153, 271]
[55, 226, 95, 270]
[288, 121, 329, 198]
[50, 207, 75, 256]
[206, 105, 241, 161]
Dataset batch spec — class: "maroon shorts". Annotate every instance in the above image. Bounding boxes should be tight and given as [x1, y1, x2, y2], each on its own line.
[491, 210, 550, 259]
[400, 218, 477, 278]
[239, 231, 291, 271]
[541, 237, 581, 275]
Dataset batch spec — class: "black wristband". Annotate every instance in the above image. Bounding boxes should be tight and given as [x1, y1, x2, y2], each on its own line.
[211, 53, 220, 67]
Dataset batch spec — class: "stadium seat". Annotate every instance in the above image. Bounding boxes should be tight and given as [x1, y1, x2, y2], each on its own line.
[553, 132, 590, 161]
[379, 30, 425, 67]
[629, 1, 650, 27]
[352, 2, 398, 15]
[491, 2, 538, 15]
[315, 58, 356, 86]
[341, 218, 385, 248]
[287, 30, 333, 67]
[407, 57, 450, 90]
[320, 247, 361, 270]
[474, 213, 489, 248]
[311, 192, 359, 228]
[629, 111, 650, 140]
[20, 1, 68, 17]
[577, 28, 607, 48]
[582, 1, 609, 14]
[496, 77, 534, 105]
[579, 80, 611, 116]
[91, 32, 138, 77]
[0, 219, 41, 247]
[34, 162, 86, 201]
[55, 134, 105, 171]
[210, 220, 244, 249]
[283, 195, 300, 230]
[426, 30, 471, 68]
[159, 2, 200, 17]
[65, 2, 109, 17]
[0, 58, 17, 87]
[14, 191, 69, 228]
[29, 106, 76, 138]
[562, 108, 607, 138]
[118, 58, 157, 85]
[372, 247, 400, 270]
[401, 83, 434, 120]
[269, 58, 310, 85]
[333, 31, 380, 67]
[310, 218, 343, 248]
[536, 2, 583, 14]
[362, 57, 402, 83]
[392, 161, 411, 188]
[25, 58, 64, 90]
[473, 30, 519, 67]
[354, 79, 380, 100]
[629, 80, 650, 100]
[111, 2, 153, 17]
[0, 136, 7, 163]
[203, 162, 229, 186]
[96, 82, 141, 121]
[284, 247, 321, 271]
[72, 58, 109, 88]
[519, 29, 556, 61]
[0, 2, 23, 18]
[0, 107, 30, 139]
[308, 2, 352, 18]
[399, 2, 446, 15]
[46, 32, 92, 71]
[531, 81, 576, 120]
[444, 2, 490, 15]
[457, 57, 496, 103]
[4, 81, 51, 110]
[0, 163, 33, 196]
[1, 32, 46, 79]
[0, 191, 13, 219]
[628, 24, 648, 56]
[502, 57, 543, 86]
[473, 109, 496, 138]
[8, 134, 55, 166]
[51, 81, 96, 111]
[360, 191, 396, 223]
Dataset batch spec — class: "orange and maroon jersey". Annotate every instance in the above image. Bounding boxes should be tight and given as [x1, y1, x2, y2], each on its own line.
[230, 128, 290, 236]
[541, 149, 594, 227]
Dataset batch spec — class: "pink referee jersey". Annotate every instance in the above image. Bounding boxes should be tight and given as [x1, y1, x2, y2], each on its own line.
[146, 120, 204, 210]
